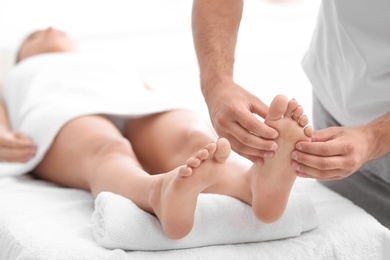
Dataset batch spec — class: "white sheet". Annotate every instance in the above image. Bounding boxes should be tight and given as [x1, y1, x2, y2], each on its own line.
[0, 52, 192, 177]
[92, 191, 317, 251]
[1, 0, 389, 258]
[1, 175, 389, 260]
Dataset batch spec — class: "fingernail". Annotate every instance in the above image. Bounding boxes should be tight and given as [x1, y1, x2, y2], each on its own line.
[263, 152, 274, 158]
[296, 143, 302, 150]
[292, 162, 300, 170]
[255, 158, 264, 166]
[273, 131, 279, 138]
[291, 152, 297, 160]
[271, 143, 278, 151]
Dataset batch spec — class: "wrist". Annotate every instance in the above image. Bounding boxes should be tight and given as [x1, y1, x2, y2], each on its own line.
[364, 112, 390, 160]
[200, 75, 234, 99]
[363, 125, 378, 161]
[0, 125, 9, 134]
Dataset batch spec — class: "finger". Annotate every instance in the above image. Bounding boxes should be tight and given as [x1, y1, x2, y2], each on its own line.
[1, 134, 36, 149]
[310, 127, 338, 142]
[291, 160, 345, 179]
[227, 131, 276, 158]
[14, 131, 32, 140]
[237, 113, 279, 139]
[296, 172, 345, 180]
[225, 120, 278, 152]
[295, 139, 347, 157]
[249, 95, 269, 119]
[236, 109, 279, 140]
[0, 147, 35, 163]
[291, 150, 341, 170]
[14, 131, 37, 145]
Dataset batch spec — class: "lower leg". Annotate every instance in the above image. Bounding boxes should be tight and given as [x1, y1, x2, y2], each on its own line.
[34, 115, 232, 239]
[33, 116, 155, 211]
[124, 110, 218, 173]
[124, 110, 254, 204]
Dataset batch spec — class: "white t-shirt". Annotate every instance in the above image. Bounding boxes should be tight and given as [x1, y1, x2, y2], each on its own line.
[302, 0, 390, 127]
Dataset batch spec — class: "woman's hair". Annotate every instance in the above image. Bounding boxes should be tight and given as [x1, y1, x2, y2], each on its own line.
[14, 34, 29, 64]
[14, 44, 23, 64]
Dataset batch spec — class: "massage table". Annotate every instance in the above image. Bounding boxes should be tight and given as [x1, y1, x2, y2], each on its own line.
[0, 175, 389, 259]
[1, 0, 390, 258]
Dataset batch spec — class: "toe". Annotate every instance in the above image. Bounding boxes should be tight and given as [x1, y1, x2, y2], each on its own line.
[178, 165, 193, 177]
[304, 125, 313, 138]
[205, 142, 217, 156]
[186, 157, 201, 168]
[292, 106, 304, 121]
[195, 148, 210, 161]
[298, 115, 309, 127]
[266, 94, 289, 121]
[285, 99, 299, 118]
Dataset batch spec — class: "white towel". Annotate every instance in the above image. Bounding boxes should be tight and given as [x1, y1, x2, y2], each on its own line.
[92, 191, 318, 251]
[2, 176, 390, 259]
[0, 52, 192, 177]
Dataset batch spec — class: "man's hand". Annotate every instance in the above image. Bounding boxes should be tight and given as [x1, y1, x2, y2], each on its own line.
[291, 126, 372, 179]
[0, 131, 37, 163]
[204, 79, 279, 165]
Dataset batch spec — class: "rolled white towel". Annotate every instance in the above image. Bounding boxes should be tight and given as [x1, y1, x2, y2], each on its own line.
[91, 191, 318, 251]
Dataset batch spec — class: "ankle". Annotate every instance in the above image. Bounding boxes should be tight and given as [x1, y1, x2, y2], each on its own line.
[231, 170, 253, 205]
[148, 176, 164, 215]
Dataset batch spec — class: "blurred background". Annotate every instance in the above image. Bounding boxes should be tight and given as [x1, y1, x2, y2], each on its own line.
[0, 0, 321, 122]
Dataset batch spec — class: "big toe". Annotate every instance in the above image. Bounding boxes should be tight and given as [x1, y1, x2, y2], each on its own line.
[213, 138, 231, 163]
[266, 94, 289, 121]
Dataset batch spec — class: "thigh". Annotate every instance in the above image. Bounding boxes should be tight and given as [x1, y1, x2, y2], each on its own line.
[34, 115, 141, 190]
[124, 109, 217, 173]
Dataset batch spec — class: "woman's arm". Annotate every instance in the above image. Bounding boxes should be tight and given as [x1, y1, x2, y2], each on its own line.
[0, 84, 37, 162]
[0, 97, 11, 133]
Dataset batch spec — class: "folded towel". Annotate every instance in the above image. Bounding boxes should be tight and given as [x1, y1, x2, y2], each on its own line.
[92, 191, 318, 251]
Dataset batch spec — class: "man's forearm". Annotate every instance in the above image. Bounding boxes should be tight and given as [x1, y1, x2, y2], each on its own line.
[192, 0, 243, 96]
[366, 112, 390, 160]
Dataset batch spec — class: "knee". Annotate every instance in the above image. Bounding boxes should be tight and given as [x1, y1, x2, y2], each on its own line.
[92, 136, 134, 159]
[180, 128, 215, 150]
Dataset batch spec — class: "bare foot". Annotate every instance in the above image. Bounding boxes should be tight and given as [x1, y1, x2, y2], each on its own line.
[250, 95, 312, 223]
[149, 138, 231, 239]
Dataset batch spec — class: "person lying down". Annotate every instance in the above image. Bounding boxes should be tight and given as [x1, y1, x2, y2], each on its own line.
[0, 27, 312, 240]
